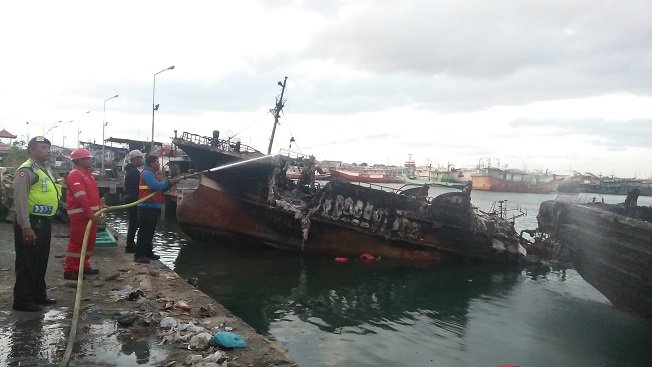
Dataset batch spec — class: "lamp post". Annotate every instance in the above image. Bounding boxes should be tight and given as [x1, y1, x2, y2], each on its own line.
[102, 95, 119, 177]
[26, 121, 29, 143]
[61, 120, 73, 149]
[152, 65, 175, 153]
[48, 120, 62, 143]
[77, 111, 90, 148]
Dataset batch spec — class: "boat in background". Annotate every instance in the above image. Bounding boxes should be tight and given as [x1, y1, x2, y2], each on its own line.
[558, 171, 652, 196]
[472, 167, 556, 194]
[403, 156, 467, 189]
[537, 200, 652, 320]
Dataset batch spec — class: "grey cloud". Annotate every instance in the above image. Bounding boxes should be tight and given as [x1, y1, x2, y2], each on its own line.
[509, 118, 652, 149]
[281, 0, 652, 111]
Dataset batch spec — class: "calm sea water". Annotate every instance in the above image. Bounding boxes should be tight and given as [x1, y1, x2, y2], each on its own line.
[107, 188, 652, 367]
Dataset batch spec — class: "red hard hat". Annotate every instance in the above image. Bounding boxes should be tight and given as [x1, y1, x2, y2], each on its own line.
[71, 148, 93, 160]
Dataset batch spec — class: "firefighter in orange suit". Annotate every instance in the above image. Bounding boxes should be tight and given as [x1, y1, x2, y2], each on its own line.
[63, 148, 104, 280]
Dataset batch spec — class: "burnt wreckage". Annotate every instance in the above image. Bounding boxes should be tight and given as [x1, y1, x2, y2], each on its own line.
[174, 132, 525, 264]
[537, 200, 652, 320]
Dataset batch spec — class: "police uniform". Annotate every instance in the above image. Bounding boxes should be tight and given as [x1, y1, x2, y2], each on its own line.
[13, 157, 61, 310]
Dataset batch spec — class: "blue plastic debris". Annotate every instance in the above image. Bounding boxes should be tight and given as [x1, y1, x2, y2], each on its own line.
[210, 331, 247, 348]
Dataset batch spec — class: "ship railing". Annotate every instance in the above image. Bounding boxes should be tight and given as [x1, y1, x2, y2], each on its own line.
[554, 192, 603, 203]
[347, 181, 405, 195]
[178, 131, 260, 154]
[278, 148, 307, 160]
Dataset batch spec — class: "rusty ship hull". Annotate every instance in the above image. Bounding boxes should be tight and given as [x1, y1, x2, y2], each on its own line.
[177, 174, 525, 263]
[537, 200, 652, 320]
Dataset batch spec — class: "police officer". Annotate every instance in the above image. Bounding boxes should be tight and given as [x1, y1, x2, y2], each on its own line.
[12, 136, 61, 312]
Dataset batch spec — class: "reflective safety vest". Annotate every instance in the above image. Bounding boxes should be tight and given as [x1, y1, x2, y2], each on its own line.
[138, 169, 165, 204]
[18, 160, 61, 217]
[65, 167, 101, 219]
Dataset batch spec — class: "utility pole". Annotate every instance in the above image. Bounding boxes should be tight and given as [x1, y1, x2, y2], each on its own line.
[267, 76, 288, 155]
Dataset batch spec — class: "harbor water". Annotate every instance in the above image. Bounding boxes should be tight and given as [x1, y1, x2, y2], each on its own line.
[107, 188, 652, 367]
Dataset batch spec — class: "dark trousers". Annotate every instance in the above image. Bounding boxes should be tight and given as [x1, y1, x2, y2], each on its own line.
[13, 216, 51, 306]
[126, 205, 138, 247]
[135, 207, 160, 258]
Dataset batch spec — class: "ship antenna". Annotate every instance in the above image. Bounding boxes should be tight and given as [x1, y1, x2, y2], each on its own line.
[267, 76, 288, 155]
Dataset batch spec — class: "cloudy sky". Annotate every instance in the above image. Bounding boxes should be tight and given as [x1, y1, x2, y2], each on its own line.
[1, 0, 651, 177]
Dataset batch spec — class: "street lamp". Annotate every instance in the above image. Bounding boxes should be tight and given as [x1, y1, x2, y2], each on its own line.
[102, 95, 119, 177]
[48, 120, 62, 143]
[152, 65, 175, 153]
[77, 111, 90, 148]
[61, 120, 73, 149]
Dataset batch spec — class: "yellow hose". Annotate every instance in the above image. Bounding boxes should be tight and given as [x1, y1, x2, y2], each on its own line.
[59, 191, 158, 367]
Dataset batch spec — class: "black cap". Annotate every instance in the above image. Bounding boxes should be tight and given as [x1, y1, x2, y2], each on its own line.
[27, 136, 51, 150]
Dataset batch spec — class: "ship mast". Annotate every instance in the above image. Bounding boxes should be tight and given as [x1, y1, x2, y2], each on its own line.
[267, 76, 288, 155]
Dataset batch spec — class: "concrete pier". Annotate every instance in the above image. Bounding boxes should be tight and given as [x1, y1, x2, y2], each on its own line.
[0, 221, 297, 366]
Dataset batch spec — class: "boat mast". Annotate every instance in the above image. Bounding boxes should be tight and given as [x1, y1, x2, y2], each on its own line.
[267, 76, 288, 155]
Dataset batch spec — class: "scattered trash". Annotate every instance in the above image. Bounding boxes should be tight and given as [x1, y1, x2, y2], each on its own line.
[188, 332, 212, 350]
[211, 331, 247, 349]
[334, 257, 349, 263]
[224, 326, 233, 332]
[160, 316, 178, 329]
[117, 313, 138, 327]
[176, 300, 192, 311]
[359, 253, 375, 262]
[178, 322, 206, 333]
[185, 354, 204, 365]
[199, 304, 216, 317]
[204, 350, 227, 363]
[110, 285, 134, 301]
[128, 289, 145, 301]
[1, 268, 9, 271]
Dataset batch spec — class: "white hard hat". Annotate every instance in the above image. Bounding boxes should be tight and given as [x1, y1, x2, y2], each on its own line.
[128, 150, 144, 160]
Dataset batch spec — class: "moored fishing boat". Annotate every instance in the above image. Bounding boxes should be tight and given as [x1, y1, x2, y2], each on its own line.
[537, 200, 652, 320]
[472, 167, 555, 194]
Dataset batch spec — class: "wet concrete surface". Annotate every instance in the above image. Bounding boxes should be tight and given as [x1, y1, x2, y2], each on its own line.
[0, 221, 297, 366]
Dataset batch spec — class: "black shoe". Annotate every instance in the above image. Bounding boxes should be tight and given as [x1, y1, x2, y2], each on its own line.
[34, 298, 57, 305]
[147, 253, 160, 260]
[13, 303, 43, 312]
[64, 272, 85, 280]
[84, 267, 100, 275]
[135, 257, 150, 264]
[125, 246, 136, 254]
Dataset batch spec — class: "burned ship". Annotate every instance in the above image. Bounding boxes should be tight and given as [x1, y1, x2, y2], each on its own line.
[172, 78, 526, 264]
[173, 131, 526, 263]
[537, 200, 652, 320]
